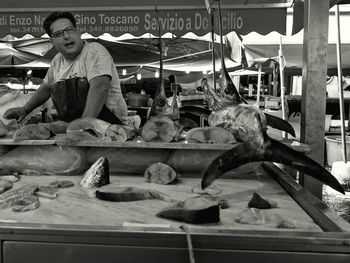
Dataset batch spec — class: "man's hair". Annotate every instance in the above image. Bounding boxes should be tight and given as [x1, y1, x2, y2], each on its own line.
[43, 12, 76, 37]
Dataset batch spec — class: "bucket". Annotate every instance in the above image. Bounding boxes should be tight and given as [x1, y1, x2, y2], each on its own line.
[325, 135, 350, 166]
[127, 94, 149, 107]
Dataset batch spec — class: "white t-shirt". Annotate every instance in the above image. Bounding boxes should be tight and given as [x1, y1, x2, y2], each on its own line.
[43, 42, 127, 121]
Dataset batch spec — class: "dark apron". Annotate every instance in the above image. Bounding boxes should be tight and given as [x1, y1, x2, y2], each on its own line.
[51, 77, 122, 124]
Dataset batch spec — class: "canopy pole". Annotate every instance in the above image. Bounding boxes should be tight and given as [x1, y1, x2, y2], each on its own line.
[149, 2, 166, 118]
[217, 0, 225, 79]
[210, 8, 217, 92]
[278, 36, 287, 138]
[256, 63, 262, 107]
[335, 4, 347, 163]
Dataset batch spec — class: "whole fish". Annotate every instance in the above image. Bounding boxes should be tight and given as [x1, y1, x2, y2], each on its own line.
[195, 46, 344, 194]
[201, 102, 344, 194]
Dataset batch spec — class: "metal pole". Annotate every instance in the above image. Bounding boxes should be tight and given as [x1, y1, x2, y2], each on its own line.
[256, 63, 262, 107]
[210, 8, 217, 92]
[279, 36, 286, 121]
[278, 36, 287, 138]
[217, 0, 225, 78]
[335, 4, 347, 163]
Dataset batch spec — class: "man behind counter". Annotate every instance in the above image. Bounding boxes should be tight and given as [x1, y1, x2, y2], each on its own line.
[3, 12, 128, 125]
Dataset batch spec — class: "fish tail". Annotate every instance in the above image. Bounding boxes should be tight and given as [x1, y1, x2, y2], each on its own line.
[266, 137, 344, 194]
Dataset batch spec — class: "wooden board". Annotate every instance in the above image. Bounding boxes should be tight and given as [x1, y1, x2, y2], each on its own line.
[0, 170, 321, 232]
[55, 136, 310, 152]
[0, 134, 310, 152]
[0, 137, 56, 145]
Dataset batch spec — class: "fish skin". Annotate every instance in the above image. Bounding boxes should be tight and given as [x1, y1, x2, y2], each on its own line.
[0, 184, 39, 209]
[80, 157, 110, 189]
[156, 196, 220, 224]
[200, 105, 345, 194]
[95, 187, 176, 202]
[80, 157, 110, 188]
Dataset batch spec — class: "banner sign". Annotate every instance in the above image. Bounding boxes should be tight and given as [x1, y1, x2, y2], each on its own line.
[0, 9, 286, 37]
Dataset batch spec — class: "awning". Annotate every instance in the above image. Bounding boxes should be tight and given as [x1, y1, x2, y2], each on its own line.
[227, 28, 350, 75]
[8, 35, 240, 72]
[0, 42, 41, 65]
[292, 0, 350, 34]
[0, 0, 292, 37]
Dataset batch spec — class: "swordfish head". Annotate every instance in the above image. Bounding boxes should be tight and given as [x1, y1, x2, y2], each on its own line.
[201, 104, 345, 194]
[208, 103, 267, 147]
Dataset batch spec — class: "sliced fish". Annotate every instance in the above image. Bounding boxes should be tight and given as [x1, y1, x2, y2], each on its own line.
[0, 184, 39, 210]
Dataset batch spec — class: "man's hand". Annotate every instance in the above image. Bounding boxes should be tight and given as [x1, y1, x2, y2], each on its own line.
[3, 107, 28, 123]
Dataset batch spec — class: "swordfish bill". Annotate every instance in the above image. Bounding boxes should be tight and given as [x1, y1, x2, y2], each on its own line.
[201, 134, 345, 194]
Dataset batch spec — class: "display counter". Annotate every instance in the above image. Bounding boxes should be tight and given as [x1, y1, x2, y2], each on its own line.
[0, 138, 349, 263]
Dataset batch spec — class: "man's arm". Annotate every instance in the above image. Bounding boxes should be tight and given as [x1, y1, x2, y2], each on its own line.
[3, 82, 52, 122]
[23, 82, 52, 113]
[81, 75, 109, 118]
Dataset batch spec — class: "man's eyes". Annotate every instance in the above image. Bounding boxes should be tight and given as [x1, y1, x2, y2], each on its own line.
[52, 28, 75, 38]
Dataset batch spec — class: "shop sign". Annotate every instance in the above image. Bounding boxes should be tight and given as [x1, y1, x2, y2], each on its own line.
[0, 9, 286, 37]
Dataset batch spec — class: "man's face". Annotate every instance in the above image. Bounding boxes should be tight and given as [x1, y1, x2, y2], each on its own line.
[50, 18, 84, 59]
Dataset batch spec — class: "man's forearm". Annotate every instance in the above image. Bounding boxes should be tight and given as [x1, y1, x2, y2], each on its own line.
[82, 83, 107, 118]
[24, 84, 51, 113]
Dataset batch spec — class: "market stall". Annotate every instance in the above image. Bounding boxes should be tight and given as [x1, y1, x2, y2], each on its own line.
[0, 1, 349, 262]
